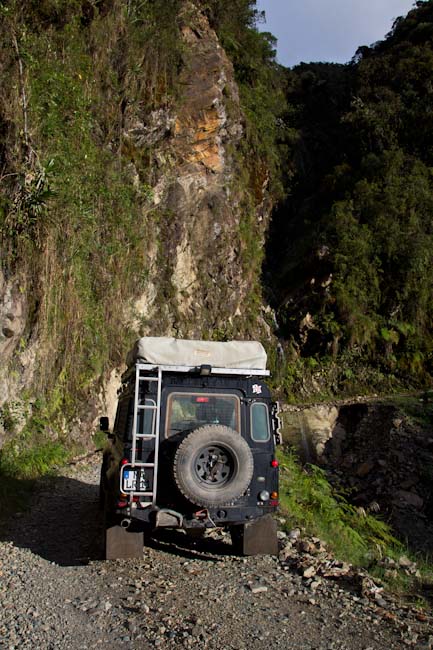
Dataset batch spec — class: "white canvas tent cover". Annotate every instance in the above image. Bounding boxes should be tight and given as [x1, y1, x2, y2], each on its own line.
[127, 337, 267, 370]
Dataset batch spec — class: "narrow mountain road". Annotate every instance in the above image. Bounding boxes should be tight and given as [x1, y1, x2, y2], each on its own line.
[0, 457, 431, 650]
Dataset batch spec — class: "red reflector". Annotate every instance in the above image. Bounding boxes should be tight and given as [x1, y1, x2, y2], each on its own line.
[132, 496, 140, 502]
[117, 500, 128, 508]
[196, 397, 209, 403]
[120, 458, 129, 466]
[269, 500, 279, 507]
[271, 459, 279, 468]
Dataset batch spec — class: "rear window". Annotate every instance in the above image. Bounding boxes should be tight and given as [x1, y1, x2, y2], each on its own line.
[166, 393, 240, 437]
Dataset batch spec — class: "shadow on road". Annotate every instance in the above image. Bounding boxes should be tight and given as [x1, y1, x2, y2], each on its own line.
[0, 470, 233, 566]
[0, 474, 104, 567]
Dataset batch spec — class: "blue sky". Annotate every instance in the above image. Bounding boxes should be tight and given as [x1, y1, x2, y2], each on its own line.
[256, 0, 416, 67]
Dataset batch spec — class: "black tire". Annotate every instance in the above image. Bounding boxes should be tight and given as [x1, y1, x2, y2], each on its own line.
[173, 425, 254, 507]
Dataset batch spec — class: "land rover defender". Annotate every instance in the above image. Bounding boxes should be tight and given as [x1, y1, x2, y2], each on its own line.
[99, 337, 281, 559]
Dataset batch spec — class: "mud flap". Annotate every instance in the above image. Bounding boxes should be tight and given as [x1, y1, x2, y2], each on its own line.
[231, 514, 278, 556]
[105, 525, 144, 560]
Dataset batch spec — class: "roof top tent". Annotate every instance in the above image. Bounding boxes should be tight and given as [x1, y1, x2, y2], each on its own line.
[125, 336, 270, 376]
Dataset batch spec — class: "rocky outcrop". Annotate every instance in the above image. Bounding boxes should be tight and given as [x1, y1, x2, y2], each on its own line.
[125, 4, 263, 337]
[282, 405, 339, 462]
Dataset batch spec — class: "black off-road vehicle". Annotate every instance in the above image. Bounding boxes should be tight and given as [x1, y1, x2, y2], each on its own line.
[99, 337, 281, 559]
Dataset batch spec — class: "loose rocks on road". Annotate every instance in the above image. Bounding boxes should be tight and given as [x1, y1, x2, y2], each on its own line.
[0, 458, 431, 650]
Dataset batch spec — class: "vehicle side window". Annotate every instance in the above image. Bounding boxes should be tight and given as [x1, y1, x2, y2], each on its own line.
[251, 402, 270, 442]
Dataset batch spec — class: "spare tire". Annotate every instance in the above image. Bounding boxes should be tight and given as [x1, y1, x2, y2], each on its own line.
[173, 425, 254, 507]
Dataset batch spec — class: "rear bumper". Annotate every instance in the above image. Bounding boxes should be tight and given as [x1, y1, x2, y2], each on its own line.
[116, 503, 278, 529]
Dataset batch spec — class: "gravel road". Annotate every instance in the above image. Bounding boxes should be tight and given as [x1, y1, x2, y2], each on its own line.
[0, 456, 432, 650]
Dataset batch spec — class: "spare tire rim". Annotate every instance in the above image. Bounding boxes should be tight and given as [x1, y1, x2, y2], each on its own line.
[194, 445, 235, 486]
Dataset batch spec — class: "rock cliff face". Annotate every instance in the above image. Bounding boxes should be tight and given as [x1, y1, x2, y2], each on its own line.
[126, 5, 263, 336]
[0, 1, 272, 452]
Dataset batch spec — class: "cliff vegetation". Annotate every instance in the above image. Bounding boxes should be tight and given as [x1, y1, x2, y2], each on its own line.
[0, 0, 285, 472]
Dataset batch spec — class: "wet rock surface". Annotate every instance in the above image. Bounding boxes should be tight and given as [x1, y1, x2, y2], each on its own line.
[1, 457, 432, 649]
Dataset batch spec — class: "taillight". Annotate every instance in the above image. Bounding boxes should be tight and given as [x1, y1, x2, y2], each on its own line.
[117, 500, 128, 508]
[120, 458, 129, 466]
[271, 459, 279, 468]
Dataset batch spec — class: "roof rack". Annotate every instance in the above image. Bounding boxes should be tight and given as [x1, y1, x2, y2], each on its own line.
[122, 362, 270, 382]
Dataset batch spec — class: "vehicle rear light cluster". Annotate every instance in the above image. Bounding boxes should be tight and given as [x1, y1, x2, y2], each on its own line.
[271, 459, 279, 468]
[120, 458, 129, 466]
[117, 500, 128, 508]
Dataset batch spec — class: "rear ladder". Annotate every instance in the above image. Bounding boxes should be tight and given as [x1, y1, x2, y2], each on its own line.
[128, 365, 162, 505]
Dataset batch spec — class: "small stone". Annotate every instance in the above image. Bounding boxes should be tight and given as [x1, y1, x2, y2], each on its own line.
[303, 566, 317, 579]
[398, 555, 415, 569]
[288, 528, 301, 541]
[375, 597, 387, 608]
[394, 491, 424, 509]
[249, 584, 268, 594]
[298, 540, 312, 553]
[356, 460, 375, 477]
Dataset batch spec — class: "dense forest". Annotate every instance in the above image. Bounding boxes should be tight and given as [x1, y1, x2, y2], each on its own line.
[0, 0, 432, 470]
[266, 0, 433, 396]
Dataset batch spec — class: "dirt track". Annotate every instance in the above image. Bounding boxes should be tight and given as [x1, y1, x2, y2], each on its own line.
[0, 456, 431, 650]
